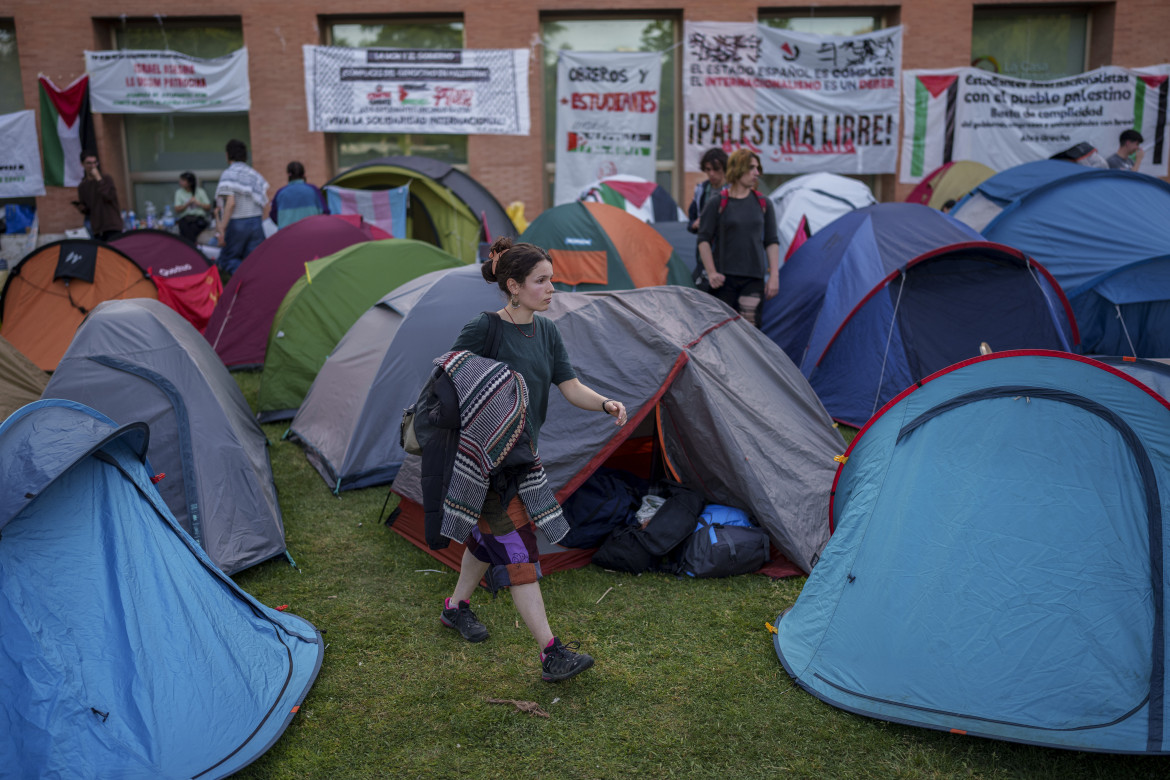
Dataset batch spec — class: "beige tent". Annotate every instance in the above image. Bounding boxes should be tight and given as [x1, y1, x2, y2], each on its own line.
[0, 335, 47, 421]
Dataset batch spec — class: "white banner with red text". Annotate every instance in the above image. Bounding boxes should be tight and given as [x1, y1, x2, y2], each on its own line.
[553, 50, 662, 206]
[683, 22, 901, 174]
[900, 65, 1170, 182]
[84, 49, 250, 113]
[303, 45, 530, 136]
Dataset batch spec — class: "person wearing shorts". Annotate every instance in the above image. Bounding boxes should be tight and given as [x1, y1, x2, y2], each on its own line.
[438, 238, 628, 682]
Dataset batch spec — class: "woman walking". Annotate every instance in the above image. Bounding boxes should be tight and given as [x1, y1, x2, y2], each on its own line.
[439, 238, 627, 682]
[695, 148, 780, 325]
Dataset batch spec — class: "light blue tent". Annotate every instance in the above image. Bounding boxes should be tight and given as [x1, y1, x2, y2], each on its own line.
[774, 350, 1170, 754]
[953, 162, 1170, 357]
[0, 400, 323, 778]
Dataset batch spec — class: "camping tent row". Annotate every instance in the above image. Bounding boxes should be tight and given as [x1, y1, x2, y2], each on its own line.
[775, 350, 1170, 754]
[0, 399, 322, 777]
[289, 203, 695, 493]
[951, 160, 1170, 357]
[761, 203, 1077, 428]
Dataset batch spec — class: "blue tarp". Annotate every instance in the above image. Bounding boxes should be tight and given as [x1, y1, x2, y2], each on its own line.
[775, 351, 1170, 754]
[760, 203, 1075, 427]
[0, 400, 323, 778]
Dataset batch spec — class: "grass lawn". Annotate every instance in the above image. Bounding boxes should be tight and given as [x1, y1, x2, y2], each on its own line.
[228, 372, 1164, 779]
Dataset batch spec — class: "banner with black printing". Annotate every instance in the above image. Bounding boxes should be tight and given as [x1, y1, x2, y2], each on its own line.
[0, 111, 45, 197]
[900, 65, 1170, 182]
[302, 45, 530, 135]
[553, 50, 661, 206]
[683, 22, 902, 174]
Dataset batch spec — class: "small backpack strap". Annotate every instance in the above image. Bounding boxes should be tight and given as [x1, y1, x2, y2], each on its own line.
[753, 189, 767, 212]
[482, 311, 504, 360]
[718, 187, 729, 214]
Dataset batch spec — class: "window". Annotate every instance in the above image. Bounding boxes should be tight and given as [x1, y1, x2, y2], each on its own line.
[971, 7, 1088, 81]
[758, 11, 886, 196]
[327, 19, 467, 168]
[541, 17, 677, 203]
[0, 20, 22, 115]
[112, 20, 247, 218]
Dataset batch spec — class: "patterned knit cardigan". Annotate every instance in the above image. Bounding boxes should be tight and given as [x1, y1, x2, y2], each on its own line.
[437, 350, 570, 545]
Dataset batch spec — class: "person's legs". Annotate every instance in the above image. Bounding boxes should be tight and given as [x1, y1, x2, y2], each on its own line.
[511, 582, 553, 648]
[218, 220, 247, 275]
[451, 547, 489, 604]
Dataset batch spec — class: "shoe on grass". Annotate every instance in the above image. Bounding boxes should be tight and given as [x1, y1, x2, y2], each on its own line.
[541, 637, 594, 682]
[440, 599, 489, 643]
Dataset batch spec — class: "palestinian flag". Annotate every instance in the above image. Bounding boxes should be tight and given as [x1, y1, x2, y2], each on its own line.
[39, 74, 95, 187]
[1134, 73, 1169, 166]
[905, 73, 959, 180]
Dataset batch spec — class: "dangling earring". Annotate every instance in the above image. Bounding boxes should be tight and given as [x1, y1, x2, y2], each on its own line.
[510, 294, 520, 308]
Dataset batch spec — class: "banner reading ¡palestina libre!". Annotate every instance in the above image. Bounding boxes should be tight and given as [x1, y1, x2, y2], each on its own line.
[302, 45, 530, 136]
[553, 50, 662, 206]
[84, 49, 250, 113]
[0, 110, 45, 198]
[901, 65, 1170, 182]
[683, 22, 902, 174]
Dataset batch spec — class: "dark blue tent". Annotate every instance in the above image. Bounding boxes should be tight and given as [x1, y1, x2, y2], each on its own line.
[775, 350, 1170, 754]
[760, 203, 1077, 427]
[0, 400, 323, 778]
[954, 162, 1170, 357]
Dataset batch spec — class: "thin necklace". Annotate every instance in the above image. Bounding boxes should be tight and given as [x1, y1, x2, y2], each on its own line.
[503, 307, 535, 338]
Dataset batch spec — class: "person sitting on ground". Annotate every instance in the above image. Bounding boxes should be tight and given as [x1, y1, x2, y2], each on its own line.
[437, 238, 627, 683]
[214, 138, 269, 277]
[174, 171, 213, 243]
[696, 148, 780, 326]
[1106, 129, 1144, 172]
[269, 161, 328, 229]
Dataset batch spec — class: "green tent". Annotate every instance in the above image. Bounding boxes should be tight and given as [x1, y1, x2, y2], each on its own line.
[256, 239, 462, 422]
[326, 156, 516, 264]
[519, 202, 694, 292]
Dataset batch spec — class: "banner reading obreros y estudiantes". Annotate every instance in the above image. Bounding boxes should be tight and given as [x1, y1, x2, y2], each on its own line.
[553, 50, 662, 205]
[84, 49, 250, 113]
[684, 22, 902, 174]
[901, 65, 1170, 182]
[303, 45, 530, 135]
[0, 110, 45, 197]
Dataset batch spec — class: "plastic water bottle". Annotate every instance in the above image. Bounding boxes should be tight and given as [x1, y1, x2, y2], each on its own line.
[145, 201, 157, 229]
[162, 205, 176, 233]
[126, 210, 138, 230]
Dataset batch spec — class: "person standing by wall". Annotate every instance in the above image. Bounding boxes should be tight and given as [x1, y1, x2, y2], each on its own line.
[214, 139, 269, 277]
[436, 238, 627, 682]
[695, 148, 780, 326]
[269, 161, 328, 229]
[73, 150, 124, 241]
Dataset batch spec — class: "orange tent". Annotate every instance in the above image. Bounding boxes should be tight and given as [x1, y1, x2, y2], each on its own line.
[0, 240, 157, 371]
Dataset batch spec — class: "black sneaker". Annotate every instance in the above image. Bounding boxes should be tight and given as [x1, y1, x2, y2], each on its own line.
[541, 638, 594, 682]
[440, 600, 489, 643]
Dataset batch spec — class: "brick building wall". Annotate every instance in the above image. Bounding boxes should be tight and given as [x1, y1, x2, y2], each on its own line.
[7, 0, 1170, 233]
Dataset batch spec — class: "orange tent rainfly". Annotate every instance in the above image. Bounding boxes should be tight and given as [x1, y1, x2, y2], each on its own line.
[0, 239, 158, 371]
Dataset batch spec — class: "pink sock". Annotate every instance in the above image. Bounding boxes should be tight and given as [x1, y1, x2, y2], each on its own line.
[541, 636, 556, 658]
[445, 598, 454, 610]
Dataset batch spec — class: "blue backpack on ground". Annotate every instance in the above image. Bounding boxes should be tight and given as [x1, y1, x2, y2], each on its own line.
[683, 504, 771, 578]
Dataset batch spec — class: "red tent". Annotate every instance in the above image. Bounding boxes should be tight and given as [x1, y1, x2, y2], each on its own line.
[110, 230, 221, 332]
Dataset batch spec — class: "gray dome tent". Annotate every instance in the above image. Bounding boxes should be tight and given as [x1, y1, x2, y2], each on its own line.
[42, 298, 287, 574]
[391, 286, 846, 574]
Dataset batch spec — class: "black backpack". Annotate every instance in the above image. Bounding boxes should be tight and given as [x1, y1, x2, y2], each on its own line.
[681, 512, 770, 579]
[592, 483, 705, 574]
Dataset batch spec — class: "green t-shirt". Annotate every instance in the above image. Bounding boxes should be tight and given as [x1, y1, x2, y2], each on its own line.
[452, 312, 576, 444]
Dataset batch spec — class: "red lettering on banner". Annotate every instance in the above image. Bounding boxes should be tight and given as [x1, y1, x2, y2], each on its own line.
[569, 91, 658, 112]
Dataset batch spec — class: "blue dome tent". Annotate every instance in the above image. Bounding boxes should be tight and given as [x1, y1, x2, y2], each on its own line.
[954, 163, 1170, 357]
[760, 203, 1077, 427]
[774, 350, 1170, 754]
[0, 400, 323, 778]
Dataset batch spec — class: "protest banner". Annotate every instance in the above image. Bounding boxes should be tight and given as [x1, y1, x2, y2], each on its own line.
[303, 45, 530, 135]
[901, 65, 1170, 181]
[0, 110, 45, 198]
[84, 49, 250, 113]
[553, 50, 661, 205]
[683, 22, 902, 174]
